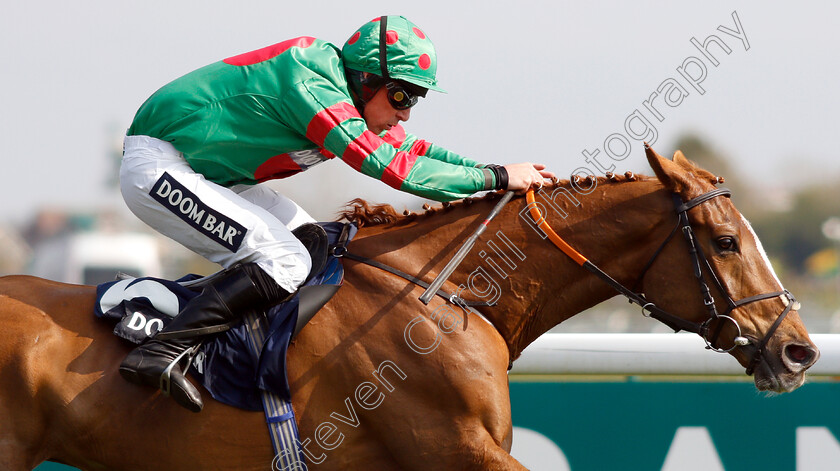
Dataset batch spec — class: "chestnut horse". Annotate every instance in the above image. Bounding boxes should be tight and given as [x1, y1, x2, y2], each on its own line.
[0, 148, 819, 470]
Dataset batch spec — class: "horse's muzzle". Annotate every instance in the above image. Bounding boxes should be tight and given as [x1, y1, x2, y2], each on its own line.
[748, 340, 819, 393]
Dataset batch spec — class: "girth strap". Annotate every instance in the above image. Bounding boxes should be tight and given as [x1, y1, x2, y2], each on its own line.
[337, 250, 495, 308]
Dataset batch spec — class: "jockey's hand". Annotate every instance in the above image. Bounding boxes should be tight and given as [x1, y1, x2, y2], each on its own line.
[504, 163, 556, 194]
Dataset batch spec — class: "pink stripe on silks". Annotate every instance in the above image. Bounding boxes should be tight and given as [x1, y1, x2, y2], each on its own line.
[409, 139, 431, 156]
[342, 130, 384, 171]
[381, 151, 418, 189]
[305, 102, 362, 147]
[223, 37, 315, 66]
[254, 153, 302, 182]
[382, 125, 407, 148]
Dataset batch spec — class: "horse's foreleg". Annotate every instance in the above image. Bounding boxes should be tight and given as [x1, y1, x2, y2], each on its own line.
[0, 375, 42, 470]
[0, 441, 41, 471]
[477, 446, 530, 471]
[453, 429, 530, 471]
[379, 428, 528, 471]
[0, 329, 49, 470]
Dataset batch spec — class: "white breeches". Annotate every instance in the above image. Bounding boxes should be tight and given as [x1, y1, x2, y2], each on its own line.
[120, 135, 314, 292]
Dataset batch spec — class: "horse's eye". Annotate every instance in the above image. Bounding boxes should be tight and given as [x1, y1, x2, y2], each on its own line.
[717, 236, 737, 251]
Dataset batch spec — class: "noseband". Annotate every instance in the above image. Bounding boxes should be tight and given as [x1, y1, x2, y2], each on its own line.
[526, 187, 797, 376]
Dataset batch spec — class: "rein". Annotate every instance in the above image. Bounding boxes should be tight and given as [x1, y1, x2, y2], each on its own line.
[526, 187, 797, 376]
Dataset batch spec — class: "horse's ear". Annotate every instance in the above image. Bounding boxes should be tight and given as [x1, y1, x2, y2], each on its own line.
[673, 149, 721, 185]
[645, 143, 685, 193]
[646, 144, 715, 196]
[673, 150, 691, 167]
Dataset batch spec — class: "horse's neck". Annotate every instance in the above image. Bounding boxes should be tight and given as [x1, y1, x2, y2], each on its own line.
[491, 181, 675, 358]
[352, 181, 672, 360]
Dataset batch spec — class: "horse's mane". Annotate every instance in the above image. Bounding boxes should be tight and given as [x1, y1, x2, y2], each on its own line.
[339, 173, 656, 227]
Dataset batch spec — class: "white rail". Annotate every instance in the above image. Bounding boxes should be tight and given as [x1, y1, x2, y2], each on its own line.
[510, 333, 840, 376]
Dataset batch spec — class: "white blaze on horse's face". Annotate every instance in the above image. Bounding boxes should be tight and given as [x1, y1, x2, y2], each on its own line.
[642, 146, 817, 393]
[727, 210, 819, 392]
[739, 215, 784, 290]
[741, 215, 802, 309]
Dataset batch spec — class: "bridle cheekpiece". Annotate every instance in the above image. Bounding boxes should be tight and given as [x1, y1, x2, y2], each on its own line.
[526, 186, 797, 376]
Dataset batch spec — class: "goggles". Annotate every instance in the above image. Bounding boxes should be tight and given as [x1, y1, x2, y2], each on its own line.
[385, 82, 421, 110]
[375, 16, 427, 111]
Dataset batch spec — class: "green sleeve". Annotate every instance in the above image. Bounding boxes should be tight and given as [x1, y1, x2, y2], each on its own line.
[281, 78, 494, 201]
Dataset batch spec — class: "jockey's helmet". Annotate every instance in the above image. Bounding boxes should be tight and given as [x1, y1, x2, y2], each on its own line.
[342, 16, 445, 96]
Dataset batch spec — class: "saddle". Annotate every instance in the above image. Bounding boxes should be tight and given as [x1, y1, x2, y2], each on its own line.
[179, 222, 337, 338]
[95, 221, 357, 409]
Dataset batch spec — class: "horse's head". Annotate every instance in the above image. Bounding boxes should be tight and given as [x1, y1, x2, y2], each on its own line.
[642, 145, 818, 392]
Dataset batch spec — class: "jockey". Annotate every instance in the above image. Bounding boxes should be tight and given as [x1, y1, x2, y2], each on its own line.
[118, 15, 554, 412]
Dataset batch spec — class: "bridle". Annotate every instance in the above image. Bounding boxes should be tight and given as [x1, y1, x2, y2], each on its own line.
[526, 186, 798, 376]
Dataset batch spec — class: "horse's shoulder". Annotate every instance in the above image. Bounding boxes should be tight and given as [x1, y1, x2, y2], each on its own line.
[0, 275, 94, 319]
[0, 275, 91, 291]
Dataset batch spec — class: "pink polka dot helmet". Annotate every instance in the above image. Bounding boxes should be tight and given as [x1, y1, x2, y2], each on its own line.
[342, 15, 445, 93]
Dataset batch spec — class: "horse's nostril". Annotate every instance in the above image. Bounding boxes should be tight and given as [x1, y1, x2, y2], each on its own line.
[785, 344, 816, 366]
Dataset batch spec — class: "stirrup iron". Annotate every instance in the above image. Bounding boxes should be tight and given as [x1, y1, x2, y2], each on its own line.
[159, 343, 201, 397]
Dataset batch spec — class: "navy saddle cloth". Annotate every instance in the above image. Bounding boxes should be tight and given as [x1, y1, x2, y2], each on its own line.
[95, 222, 356, 411]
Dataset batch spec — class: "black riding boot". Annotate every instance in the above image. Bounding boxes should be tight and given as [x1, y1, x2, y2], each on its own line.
[119, 263, 292, 412]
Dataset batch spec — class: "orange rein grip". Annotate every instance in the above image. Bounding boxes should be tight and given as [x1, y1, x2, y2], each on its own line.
[525, 189, 589, 266]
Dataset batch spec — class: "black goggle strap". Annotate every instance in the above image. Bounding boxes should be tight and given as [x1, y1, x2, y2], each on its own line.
[379, 15, 389, 79]
[377, 16, 427, 110]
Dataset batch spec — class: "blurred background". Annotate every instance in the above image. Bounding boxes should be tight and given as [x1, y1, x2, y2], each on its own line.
[2, 1, 838, 333]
